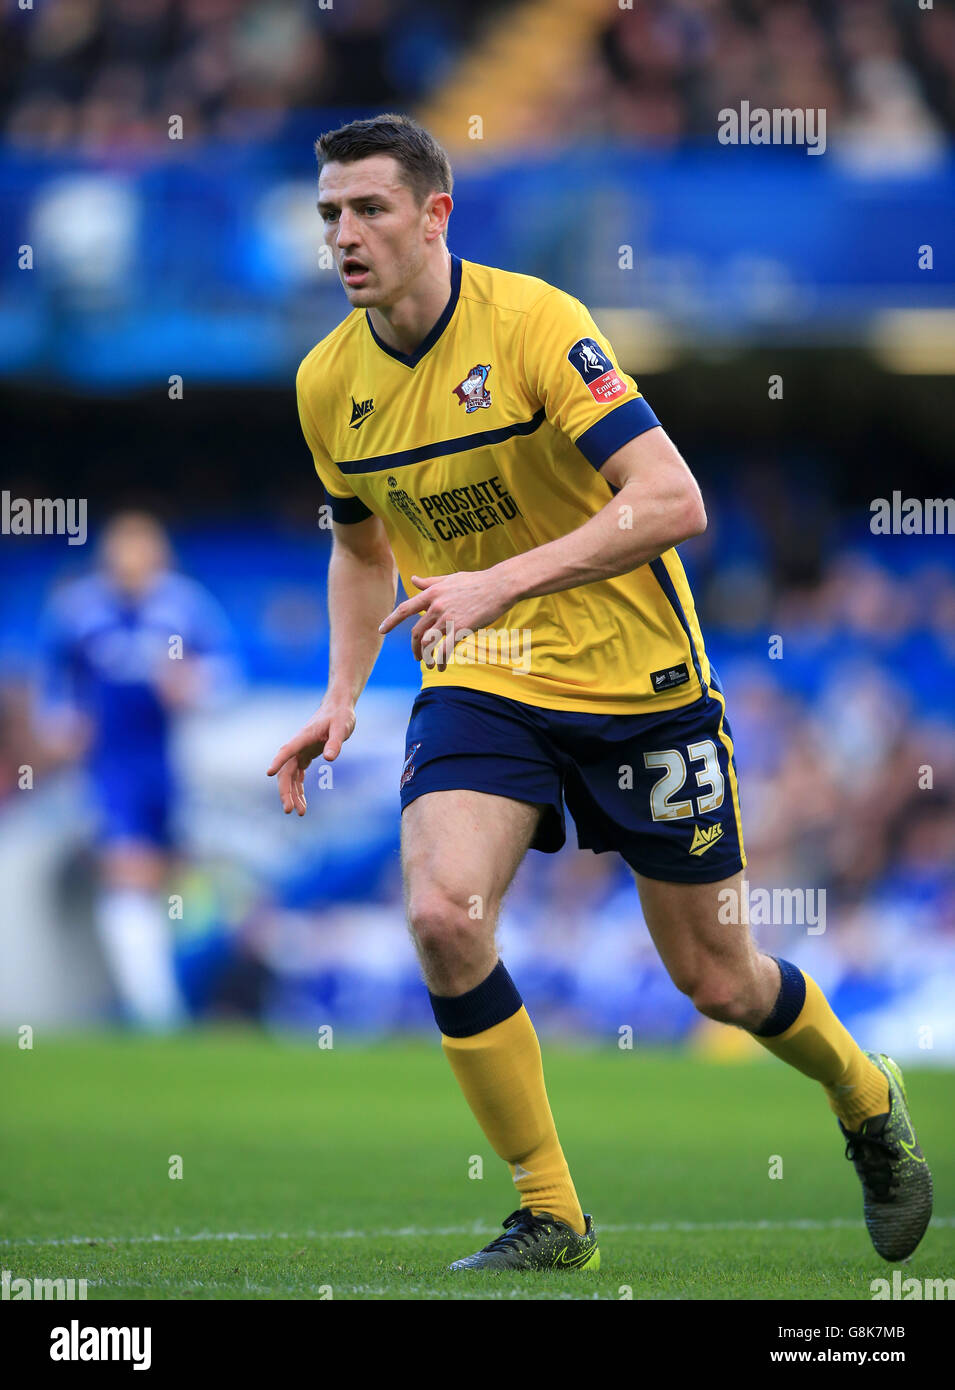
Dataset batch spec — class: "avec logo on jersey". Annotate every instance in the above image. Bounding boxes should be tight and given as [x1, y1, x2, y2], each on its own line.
[349, 396, 375, 429]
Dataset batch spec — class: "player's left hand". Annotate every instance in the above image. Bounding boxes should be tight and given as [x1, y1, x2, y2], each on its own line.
[378, 569, 517, 670]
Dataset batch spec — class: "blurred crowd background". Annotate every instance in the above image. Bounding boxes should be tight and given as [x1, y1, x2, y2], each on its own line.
[1, 0, 952, 1059]
[2, 0, 954, 153]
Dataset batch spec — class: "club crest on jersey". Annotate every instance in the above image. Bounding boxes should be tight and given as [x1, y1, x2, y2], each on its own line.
[568, 338, 627, 404]
[452, 364, 492, 413]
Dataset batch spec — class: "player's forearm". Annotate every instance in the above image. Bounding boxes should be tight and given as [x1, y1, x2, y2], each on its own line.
[492, 479, 705, 605]
[325, 543, 399, 706]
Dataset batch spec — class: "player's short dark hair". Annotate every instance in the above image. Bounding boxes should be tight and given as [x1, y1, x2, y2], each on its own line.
[314, 113, 453, 206]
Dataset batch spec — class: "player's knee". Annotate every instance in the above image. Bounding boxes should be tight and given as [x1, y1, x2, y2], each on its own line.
[686, 973, 752, 1026]
[407, 890, 488, 966]
[693, 991, 750, 1025]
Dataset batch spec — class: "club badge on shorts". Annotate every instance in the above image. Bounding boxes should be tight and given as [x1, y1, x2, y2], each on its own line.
[400, 742, 422, 789]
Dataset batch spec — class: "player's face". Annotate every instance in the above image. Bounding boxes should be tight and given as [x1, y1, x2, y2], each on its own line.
[318, 156, 433, 309]
[101, 516, 169, 594]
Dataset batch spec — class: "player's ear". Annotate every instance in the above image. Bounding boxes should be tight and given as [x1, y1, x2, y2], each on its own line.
[424, 191, 453, 243]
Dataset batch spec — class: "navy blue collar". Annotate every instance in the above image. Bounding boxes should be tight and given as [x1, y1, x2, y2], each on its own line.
[364, 253, 462, 368]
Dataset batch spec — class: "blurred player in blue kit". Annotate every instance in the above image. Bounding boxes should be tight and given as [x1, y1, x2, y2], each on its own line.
[37, 511, 237, 1028]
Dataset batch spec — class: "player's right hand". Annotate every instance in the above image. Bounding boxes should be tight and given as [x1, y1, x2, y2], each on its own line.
[266, 704, 356, 816]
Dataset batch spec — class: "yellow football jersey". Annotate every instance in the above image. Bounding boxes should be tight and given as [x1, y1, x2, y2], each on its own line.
[296, 254, 711, 714]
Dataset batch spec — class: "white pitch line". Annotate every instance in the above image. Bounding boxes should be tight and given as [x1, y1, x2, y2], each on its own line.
[3, 1216, 954, 1250]
[0, 1225, 484, 1249]
[84, 1278, 597, 1300]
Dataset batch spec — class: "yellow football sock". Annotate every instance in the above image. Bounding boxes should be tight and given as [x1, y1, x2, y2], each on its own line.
[441, 1005, 586, 1234]
[753, 962, 889, 1130]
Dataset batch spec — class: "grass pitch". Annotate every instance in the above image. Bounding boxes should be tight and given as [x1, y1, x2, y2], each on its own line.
[2, 1031, 952, 1300]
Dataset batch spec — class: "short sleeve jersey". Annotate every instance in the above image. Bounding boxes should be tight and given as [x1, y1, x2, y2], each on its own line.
[296, 254, 711, 714]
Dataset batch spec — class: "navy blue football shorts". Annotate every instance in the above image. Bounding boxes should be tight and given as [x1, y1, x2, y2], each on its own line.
[399, 678, 746, 884]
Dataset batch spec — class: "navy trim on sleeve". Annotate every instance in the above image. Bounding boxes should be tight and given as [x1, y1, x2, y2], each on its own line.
[327, 493, 373, 524]
[574, 397, 660, 469]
